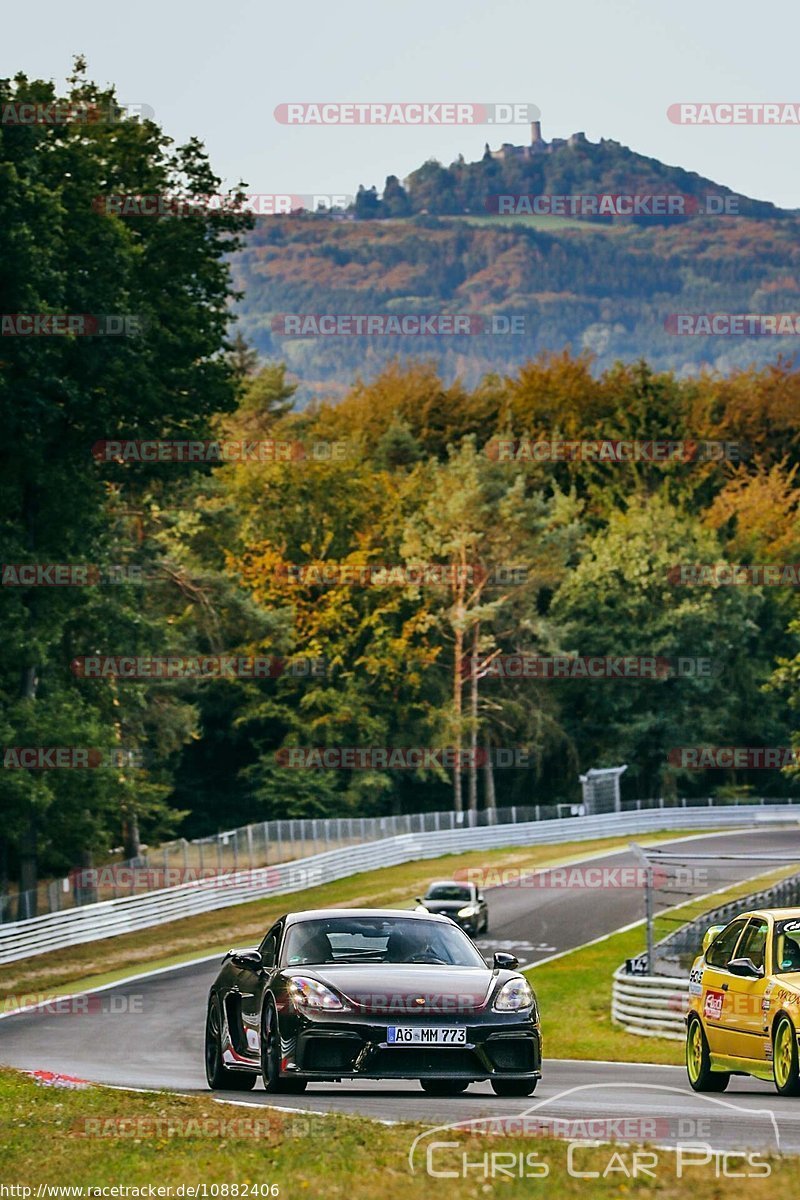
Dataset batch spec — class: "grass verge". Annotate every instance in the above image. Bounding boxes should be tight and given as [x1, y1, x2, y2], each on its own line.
[0, 1066, 795, 1195]
[527, 863, 800, 1064]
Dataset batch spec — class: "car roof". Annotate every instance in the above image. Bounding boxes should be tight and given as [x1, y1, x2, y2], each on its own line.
[727, 908, 800, 922]
[426, 880, 473, 887]
[283, 907, 454, 926]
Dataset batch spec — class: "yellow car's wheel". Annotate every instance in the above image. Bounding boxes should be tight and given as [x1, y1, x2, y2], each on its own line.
[686, 1016, 729, 1092]
[773, 1015, 800, 1096]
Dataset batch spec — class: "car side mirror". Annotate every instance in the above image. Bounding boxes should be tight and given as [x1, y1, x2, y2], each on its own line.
[727, 957, 762, 978]
[231, 949, 263, 971]
[701, 924, 726, 954]
[493, 952, 518, 970]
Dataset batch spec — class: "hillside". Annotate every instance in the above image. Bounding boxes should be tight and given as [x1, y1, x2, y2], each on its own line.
[231, 132, 800, 399]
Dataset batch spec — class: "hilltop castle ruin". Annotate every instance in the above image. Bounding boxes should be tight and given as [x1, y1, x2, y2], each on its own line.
[485, 121, 588, 162]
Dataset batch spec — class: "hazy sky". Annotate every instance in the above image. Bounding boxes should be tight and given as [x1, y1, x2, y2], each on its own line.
[5, 0, 799, 208]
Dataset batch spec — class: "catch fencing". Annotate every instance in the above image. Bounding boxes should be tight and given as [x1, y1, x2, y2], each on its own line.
[4, 794, 796, 922]
[2, 801, 799, 966]
[2, 803, 567, 922]
[613, 851, 800, 1040]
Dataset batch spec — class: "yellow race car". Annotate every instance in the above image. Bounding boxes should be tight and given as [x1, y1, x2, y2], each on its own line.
[686, 907, 800, 1095]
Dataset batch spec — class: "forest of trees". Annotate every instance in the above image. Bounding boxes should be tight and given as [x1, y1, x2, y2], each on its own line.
[353, 134, 784, 222]
[235, 208, 800, 396]
[3, 66, 800, 904]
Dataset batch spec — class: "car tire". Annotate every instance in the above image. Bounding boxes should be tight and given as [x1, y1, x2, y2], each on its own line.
[686, 1015, 729, 1092]
[773, 1014, 800, 1096]
[420, 1079, 470, 1095]
[490, 1078, 537, 1097]
[204, 996, 257, 1091]
[261, 1000, 307, 1094]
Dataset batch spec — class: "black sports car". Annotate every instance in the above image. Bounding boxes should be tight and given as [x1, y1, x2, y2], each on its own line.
[204, 908, 541, 1096]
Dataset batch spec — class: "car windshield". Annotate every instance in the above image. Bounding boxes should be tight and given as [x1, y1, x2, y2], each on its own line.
[281, 916, 486, 967]
[774, 919, 800, 974]
[425, 884, 473, 902]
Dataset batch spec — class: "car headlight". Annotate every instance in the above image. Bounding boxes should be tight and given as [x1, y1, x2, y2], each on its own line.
[493, 977, 535, 1013]
[289, 977, 348, 1010]
[457, 904, 479, 918]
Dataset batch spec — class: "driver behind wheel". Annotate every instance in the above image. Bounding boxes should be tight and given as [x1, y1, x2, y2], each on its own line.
[386, 928, 419, 961]
[288, 927, 332, 964]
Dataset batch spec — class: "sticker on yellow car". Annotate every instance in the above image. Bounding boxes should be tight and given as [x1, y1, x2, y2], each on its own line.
[703, 989, 725, 1020]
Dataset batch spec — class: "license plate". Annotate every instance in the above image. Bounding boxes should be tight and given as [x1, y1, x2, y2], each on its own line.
[387, 1026, 467, 1045]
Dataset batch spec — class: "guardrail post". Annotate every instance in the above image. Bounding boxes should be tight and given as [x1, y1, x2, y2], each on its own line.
[644, 864, 654, 972]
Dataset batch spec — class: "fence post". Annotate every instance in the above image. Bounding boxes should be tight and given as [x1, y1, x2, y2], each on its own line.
[644, 864, 655, 973]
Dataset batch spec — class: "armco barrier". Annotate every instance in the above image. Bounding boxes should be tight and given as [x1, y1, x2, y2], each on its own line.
[611, 968, 688, 1040]
[1, 804, 798, 965]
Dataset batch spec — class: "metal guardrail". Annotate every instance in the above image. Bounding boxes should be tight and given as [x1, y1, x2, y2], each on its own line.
[1, 803, 561, 922]
[613, 842, 800, 1039]
[2, 803, 799, 966]
[4, 795, 794, 922]
[611, 969, 687, 1041]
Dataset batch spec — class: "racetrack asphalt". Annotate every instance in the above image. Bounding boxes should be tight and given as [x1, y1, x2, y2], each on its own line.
[3, 826, 800, 1152]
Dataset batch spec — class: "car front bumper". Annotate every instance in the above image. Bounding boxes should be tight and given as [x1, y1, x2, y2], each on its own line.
[283, 1014, 541, 1081]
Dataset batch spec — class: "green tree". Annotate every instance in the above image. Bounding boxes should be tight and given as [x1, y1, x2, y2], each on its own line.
[0, 60, 252, 907]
